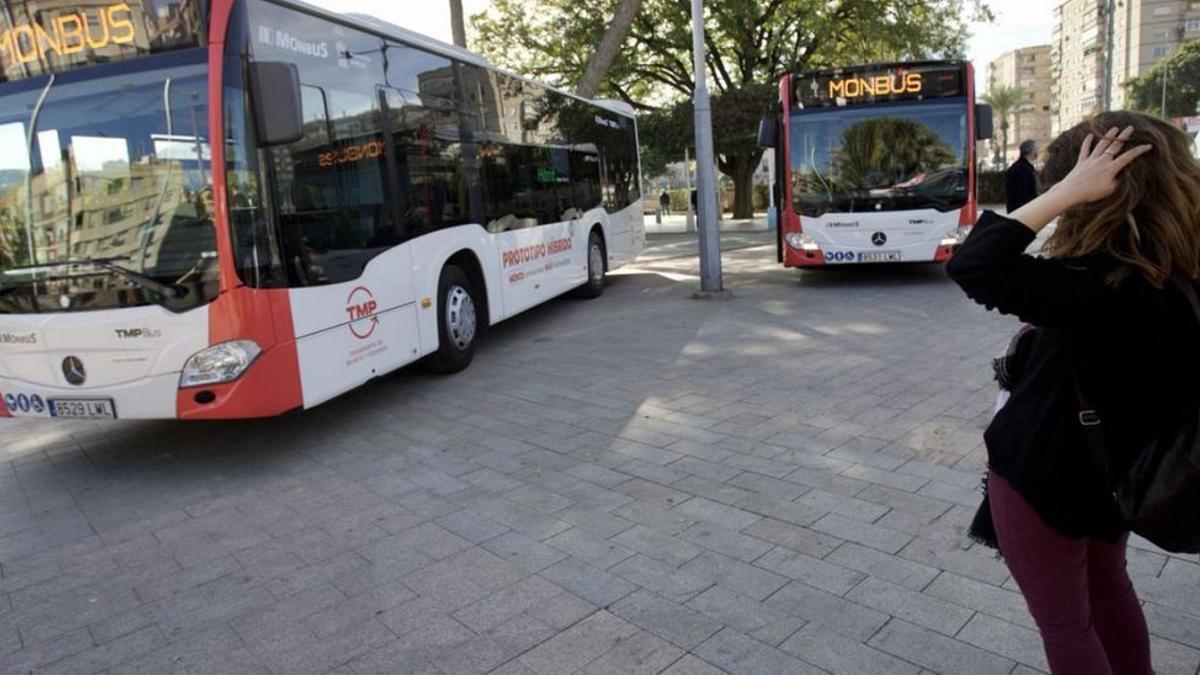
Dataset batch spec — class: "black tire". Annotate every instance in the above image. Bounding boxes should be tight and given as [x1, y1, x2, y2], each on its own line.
[575, 230, 606, 299]
[426, 265, 478, 373]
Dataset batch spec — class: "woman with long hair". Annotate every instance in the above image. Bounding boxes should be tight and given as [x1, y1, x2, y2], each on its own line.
[947, 110, 1200, 674]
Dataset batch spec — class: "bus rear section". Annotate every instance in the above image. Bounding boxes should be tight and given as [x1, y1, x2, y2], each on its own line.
[762, 61, 993, 268]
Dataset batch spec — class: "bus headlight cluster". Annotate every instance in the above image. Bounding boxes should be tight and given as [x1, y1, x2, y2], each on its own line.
[180, 340, 262, 388]
[939, 226, 971, 247]
[785, 232, 819, 251]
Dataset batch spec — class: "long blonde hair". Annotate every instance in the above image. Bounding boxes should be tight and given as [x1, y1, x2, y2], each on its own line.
[1040, 111, 1200, 288]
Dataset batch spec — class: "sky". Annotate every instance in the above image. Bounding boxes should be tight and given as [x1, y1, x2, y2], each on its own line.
[308, 0, 1055, 94]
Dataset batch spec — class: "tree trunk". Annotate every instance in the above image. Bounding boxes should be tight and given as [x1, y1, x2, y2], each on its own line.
[718, 150, 761, 220]
[449, 0, 467, 47]
[575, 0, 642, 99]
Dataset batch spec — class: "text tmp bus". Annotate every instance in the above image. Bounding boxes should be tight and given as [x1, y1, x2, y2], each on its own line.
[0, 0, 643, 420]
[760, 61, 993, 268]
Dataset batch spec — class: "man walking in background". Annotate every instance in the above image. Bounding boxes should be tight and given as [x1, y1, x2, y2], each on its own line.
[1005, 139, 1039, 213]
[659, 189, 671, 217]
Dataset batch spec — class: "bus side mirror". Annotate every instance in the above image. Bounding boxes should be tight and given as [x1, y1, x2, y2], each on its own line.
[249, 61, 304, 146]
[975, 104, 994, 141]
[757, 115, 777, 148]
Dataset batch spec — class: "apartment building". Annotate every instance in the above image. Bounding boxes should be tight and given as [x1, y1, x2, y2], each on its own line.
[987, 46, 1054, 165]
[1110, 0, 1200, 109]
[1050, 0, 1200, 134]
[1050, 0, 1108, 136]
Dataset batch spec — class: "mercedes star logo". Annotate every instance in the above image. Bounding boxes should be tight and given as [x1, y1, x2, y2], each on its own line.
[62, 356, 86, 386]
[871, 232, 888, 247]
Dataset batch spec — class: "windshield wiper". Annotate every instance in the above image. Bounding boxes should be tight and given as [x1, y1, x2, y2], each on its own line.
[5, 258, 187, 300]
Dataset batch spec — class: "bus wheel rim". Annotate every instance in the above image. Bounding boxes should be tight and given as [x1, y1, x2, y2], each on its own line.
[446, 286, 476, 350]
[589, 243, 603, 284]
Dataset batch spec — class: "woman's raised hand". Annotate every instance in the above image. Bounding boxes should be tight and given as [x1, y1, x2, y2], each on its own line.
[1049, 125, 1153, 207]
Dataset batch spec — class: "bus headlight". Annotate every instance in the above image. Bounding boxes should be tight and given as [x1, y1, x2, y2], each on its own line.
[940, 227, 971, 247]
[785, 232, 818, 251]
[180, 340, 262, 388]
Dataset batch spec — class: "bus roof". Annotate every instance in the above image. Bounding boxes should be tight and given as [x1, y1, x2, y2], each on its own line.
[271, 0, 635, 117]
[790, 59, 967, 78]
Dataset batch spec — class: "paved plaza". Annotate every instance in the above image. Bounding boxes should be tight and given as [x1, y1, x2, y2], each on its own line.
[2, 236, 1199, 674]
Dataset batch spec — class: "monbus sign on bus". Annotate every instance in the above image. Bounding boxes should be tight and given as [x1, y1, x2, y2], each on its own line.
[0, 0, 643, 419]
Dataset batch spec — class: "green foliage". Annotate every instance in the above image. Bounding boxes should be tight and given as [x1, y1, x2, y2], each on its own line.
[1125, 40, 1200, 117]
[982, 84, 1025, 164]
[471, 0, 987, 217]
[832, 118, 957, 189]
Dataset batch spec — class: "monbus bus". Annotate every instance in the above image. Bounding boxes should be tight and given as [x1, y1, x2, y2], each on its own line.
[0, 0, 643, 419]
[759, 61, 992, 267]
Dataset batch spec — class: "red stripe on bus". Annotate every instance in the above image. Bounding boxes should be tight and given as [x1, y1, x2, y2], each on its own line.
[0, 390, 9, 417]
[179, 0, 303, 418]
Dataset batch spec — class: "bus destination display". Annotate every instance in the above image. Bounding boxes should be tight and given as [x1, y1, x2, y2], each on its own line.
[0, 0, 204, 82]
[792, 65, 965, 108]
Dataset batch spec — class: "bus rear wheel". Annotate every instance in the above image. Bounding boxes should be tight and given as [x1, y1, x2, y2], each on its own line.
[427, 265, 478, 373]
[575, 231, 606, 299]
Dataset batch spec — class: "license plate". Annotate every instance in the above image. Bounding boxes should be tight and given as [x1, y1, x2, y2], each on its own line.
[49, 399, 116, 419]
[859, 250, 902, 263]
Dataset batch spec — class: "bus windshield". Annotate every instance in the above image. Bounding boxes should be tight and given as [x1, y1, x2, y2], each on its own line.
[789, 100, 968, 217]
[0, 49, 218, 313]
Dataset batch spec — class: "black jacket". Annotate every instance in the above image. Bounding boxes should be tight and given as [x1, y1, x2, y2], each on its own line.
[948, 211, 1198, 541]
[1005, 157, 1038, 213]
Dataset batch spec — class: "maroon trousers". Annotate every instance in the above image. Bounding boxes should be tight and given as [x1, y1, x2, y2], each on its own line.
[988, 471, 1152, 675]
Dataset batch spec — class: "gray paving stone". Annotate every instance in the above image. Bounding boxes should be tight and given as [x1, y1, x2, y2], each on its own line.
[579, 629, 686, 675]
[612, 479, 691, 509]
[765, 581, 890, 642]
[780, 623, 922, 675]
[673, 497, 761, 530]
[811, 513, 912, 554]
[544, 527, 635, 569]
[678, 551, 789, 601]
[845, 577, 973, 635]
[39, 625, 166, 674]
[742, 518, 844, 559]
[451, 575, 562, 632]
[610, 554, 712, 603]
[539, 558, 636, 607]
[612, 500, 699, 535]
[899, 537, 1010, 586]
[924, 570, 1035, 629]
[660, 653, 727, 675]
[482, 531, 569, 572]
[434, 509, 510, 544]
[869, 619, 1015, 675]
[304, 578, 417, 638]
[694, 627, 825, 675]
[526, 590, 598, 630]
[736, 494, 825, 527]
[684, 585, 793, 635]
[956, 612, 1050, 672]
[826, 542, 941, 591]
[611, 524, 704, 567]
[610, 589, 724, 650]
[517, 610, 639, 673]
[680, 523, 773, 563]
[726, 471, 811, 501]
[1151, 635, 1200, 675]
[796, 489, 890, 523]
[755, 547, 866, 596]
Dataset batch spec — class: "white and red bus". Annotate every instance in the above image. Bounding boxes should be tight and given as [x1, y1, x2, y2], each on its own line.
[0, 0, 643, 420]
[760, 61, 993, 268]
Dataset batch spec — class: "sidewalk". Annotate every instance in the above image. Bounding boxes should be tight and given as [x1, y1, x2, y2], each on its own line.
[644, 213, 771, 235]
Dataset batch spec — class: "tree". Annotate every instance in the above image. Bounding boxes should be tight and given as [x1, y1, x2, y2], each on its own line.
[473, 0, 988, 219]
[1125, 40, 1200, 118]
[576, 0, 642, 99]
[983, 84, 1024, 167]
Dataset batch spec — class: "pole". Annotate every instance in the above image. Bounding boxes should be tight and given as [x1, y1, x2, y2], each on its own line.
[690, 0, 723, 292]
[449, 0, 467, 48]
[684, 146, 695, 233]
[1161, 63, 1168, 118]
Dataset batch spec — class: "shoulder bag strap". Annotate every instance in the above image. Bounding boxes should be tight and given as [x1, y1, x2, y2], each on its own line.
[1066, 342, 1113, 488]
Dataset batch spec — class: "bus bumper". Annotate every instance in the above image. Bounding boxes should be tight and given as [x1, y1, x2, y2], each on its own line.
[0, 342, 302, 421]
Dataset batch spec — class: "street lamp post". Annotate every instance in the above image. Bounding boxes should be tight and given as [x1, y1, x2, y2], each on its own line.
[1161, 62, 1169, 118]
[690, 0, 723, 294]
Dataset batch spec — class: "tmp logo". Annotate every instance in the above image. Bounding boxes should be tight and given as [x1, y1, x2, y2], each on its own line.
[345, 286, 379, 339]
[114, 327, 162, 339]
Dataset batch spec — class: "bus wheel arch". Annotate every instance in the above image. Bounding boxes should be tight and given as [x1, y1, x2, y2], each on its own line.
[427, 251, 487, 373]
[576, 224, 607, 299]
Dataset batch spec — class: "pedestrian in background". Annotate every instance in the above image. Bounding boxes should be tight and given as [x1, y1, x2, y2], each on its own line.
[948, 111, 1200, 675]
[659, 189, 671, 217]
[1005, 139, 1039, 213]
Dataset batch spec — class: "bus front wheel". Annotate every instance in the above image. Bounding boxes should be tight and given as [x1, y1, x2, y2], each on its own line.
[575, 231, 606, 299]
[428, 265, 478, 373]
